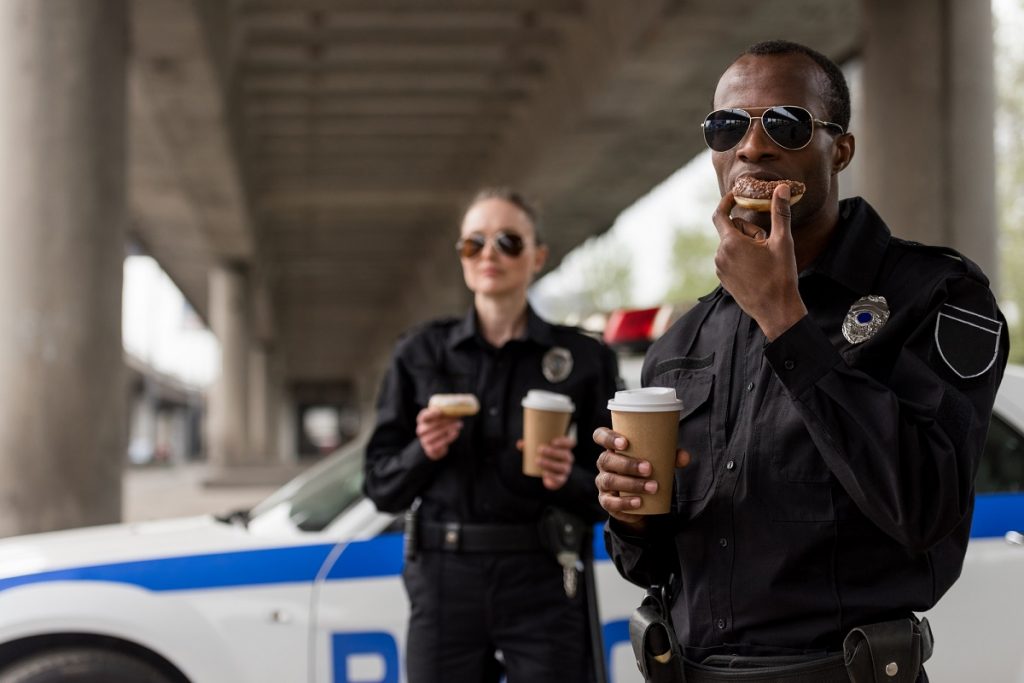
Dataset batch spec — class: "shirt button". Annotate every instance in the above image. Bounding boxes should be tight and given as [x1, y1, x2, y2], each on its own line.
[746, 382, 754, 392]
[488, 406, 499, 417]
[725, 460, 735, 471]
[716, 618, 726, 629]
[718, 538, 728, 548]
[784, 359, 795, 370]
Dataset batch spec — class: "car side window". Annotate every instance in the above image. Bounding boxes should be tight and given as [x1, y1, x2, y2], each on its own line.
[976, 414, 1024, 494]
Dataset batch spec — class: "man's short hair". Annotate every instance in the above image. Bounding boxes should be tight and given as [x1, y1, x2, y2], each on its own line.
[740, 40, 851, 133]
[466, 187, 544, 244]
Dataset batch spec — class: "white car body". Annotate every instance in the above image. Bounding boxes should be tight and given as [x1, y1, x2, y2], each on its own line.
[0, 369, 1021, 682]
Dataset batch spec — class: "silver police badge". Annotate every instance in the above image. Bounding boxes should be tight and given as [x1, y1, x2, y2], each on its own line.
[542, 347, 574, 383]
[842, 295, 890, 344]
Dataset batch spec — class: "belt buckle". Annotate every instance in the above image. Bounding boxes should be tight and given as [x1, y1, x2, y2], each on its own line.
[442, 522, 461, 551]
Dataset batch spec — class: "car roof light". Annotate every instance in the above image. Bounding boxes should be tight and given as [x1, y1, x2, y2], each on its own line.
[603, 307, 661, 346]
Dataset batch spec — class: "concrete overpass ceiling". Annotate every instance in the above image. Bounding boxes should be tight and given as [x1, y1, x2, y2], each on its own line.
[129, 0, 861, 383]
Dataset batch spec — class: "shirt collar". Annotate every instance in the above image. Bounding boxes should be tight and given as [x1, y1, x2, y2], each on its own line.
[446, 304, 555, 350]
[805, 197, 891, 295]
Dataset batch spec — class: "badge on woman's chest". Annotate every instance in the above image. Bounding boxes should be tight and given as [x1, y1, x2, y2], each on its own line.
[842, 295, 890, 344]
[542, 347, 573, 383]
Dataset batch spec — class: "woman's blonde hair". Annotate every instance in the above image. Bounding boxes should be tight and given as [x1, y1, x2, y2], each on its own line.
[465, 187, 544, 244]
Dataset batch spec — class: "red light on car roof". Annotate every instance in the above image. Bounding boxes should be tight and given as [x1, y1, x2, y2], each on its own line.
[603, 307, 661, 346]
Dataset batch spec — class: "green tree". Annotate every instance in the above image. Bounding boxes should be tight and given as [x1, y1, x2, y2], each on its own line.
[572, 233, 634, 314]
[664, 228, 720, 305]
[533, 232, 634, 322]
[995, 0, 1024, 362]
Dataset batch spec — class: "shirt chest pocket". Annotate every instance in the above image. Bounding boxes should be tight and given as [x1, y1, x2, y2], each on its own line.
[650, 366, 715, 514]
[758, 374, 835, 522]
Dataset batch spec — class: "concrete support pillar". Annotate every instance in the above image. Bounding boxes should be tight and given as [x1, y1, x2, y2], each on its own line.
[0, 0, 127, 536]
[266, 355, 287, 464]
[859, 0, 996, 283]
[248, 344, 283, 464]
[278, 387, 298, 464]
[208, 264, 249, 467]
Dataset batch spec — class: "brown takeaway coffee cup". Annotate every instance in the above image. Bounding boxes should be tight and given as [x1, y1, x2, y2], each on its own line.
[521, 390, 575, 477]
[607, 387, 682, 514]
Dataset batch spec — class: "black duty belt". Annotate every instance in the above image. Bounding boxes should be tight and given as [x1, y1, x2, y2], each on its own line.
[631, 579, 932, 683]
[416, 521, 543, 553]
[682, 653, 849, 682]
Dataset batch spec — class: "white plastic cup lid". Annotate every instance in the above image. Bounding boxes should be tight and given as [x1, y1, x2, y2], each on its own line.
[607, 387, 683, 413]
[521, 389, 575, 413]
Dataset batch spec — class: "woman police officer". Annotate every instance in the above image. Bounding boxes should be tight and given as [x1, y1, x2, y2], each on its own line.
[364, 188, 620, 683]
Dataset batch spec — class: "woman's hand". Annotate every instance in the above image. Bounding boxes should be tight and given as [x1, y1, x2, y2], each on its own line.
[535, 435, 576, 491]
[416, 407, 463, 460]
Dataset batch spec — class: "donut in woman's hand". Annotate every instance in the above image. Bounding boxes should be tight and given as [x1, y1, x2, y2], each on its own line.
[428, 393, 480, 417]
[732, 177, 805, 212]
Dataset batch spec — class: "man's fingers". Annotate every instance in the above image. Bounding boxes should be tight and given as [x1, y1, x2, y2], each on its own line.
[598, 491, 645, 516]
[711, 191, 740, 240]
[769, 182, 793, 245]
[597, 449, 652, 477]
[593, 427, 629, 452]
[596, 469, 652, 497]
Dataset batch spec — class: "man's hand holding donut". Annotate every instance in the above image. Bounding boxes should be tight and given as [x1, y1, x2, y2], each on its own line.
[713, 182, 807, 341]
[593, 427, 691, 530]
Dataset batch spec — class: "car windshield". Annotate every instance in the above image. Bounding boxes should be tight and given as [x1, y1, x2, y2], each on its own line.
[247, 435, 368, 532]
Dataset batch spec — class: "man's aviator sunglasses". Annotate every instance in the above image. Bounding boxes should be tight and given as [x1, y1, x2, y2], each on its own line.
[701, 105, 845, 153]
[455, 231, 526, 259]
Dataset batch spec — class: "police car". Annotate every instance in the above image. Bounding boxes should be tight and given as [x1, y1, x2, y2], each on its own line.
[0, 430, 646, 683]
[0, 330, 1019, 682]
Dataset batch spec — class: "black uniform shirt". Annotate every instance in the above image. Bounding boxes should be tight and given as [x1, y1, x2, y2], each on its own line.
[606, 198, 1009, 658]
[365, 306, 620, 526]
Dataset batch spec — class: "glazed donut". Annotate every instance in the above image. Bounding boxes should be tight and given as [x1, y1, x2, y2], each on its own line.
[428, 393, 480, 417]
[732, 177, 805, 212]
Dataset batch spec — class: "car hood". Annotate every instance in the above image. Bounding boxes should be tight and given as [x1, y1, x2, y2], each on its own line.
[0, 515, 327, 582]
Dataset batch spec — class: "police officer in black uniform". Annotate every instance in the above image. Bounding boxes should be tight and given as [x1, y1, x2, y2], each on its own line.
[365, 187, 619, 683]
[594, 41, 1008, 682]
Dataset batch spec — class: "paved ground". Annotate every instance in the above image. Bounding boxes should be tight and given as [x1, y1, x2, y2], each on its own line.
[122, 463, 284, 522]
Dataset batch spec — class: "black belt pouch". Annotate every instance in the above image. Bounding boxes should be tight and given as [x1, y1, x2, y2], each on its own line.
[843, 617, 932, 683]
[629, 587, 686, 683]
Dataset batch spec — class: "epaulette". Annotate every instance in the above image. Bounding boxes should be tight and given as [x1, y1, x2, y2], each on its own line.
[888, 238, 989, 286]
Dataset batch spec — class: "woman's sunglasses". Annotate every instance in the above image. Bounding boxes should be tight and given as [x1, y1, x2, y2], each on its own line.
[455, 231, 526, 259]
[701, 105, 845, 153]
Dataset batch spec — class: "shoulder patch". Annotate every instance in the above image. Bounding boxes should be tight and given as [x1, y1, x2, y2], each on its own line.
[935, 304, 1003, 378]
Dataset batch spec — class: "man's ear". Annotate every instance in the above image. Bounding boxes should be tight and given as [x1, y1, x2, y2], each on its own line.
[833, 132, 855, 174]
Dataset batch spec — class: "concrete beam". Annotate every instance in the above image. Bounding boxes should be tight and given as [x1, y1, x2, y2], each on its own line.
[236, 0, 584, 15]
[131, 0, 257, 319]
[241, 26, 562, 50]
